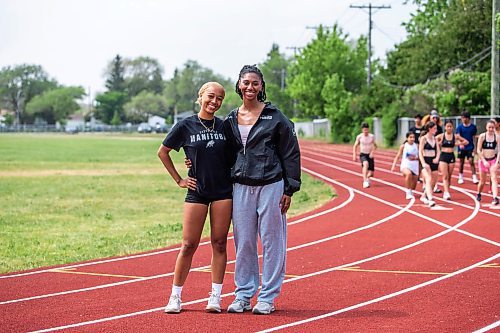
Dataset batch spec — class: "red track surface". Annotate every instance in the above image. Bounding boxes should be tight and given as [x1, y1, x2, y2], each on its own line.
[1, 142, 499, 332]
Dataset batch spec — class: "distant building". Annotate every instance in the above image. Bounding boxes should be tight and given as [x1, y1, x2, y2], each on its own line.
[147, 115, 166, 127]
[66, 113, 85, 131]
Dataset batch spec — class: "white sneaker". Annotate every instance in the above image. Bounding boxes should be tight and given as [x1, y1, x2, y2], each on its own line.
[443, 192, 451, 200]
[457, 176, 464, 184]
[206, 292, 221, 313]
[363, 180, 370, 188]
[227, 299, 251, 313]
[420, 195, 429, 204]
[428, 200, 436, 208]
[405, 190, 414, 200]
[252, 301, 276, 315]
[472, 174, 479, 184]
[165, 294, 182, 314]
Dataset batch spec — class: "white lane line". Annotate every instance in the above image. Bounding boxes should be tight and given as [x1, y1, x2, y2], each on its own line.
[302, 148, 500, 219]
[0, 172, 355, 305]
[27, 168, 480, 332]
[257, 254, 500, 333]
[302, 155, 499, 247]
[473, 320, 500, 333]
[0, 167, 351, 281]
[3, 144, 493, 282]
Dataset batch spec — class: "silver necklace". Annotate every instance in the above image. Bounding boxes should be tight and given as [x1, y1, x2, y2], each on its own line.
[198, 115, 215, 131]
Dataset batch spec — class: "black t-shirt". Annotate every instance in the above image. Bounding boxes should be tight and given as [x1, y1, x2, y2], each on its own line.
[409, 125, 422, 142]
[162, 115, 232, 199]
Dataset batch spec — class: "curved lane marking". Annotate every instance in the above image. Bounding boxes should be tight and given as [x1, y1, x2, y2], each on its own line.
[27, 168, 482, 332]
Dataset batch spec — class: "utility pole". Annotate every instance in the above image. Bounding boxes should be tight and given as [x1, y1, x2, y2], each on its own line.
[492, 0, 499, 116]
[350, 3, 391, 88]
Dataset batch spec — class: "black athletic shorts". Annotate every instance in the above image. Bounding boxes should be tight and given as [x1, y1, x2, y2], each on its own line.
[185, 190, 232, 206]
[439, 152, 456, 164]
[457, 149, 474, 159]
[424, 156, 439, 172]
[360, 153, 375, 172]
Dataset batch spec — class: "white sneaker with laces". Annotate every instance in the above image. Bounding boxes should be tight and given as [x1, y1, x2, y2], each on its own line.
[443, 192, 451, 200]
[472, 174, 479, 184]
[428, 200, 436, 208]
[457, 175, 464, 184]
[206, 292, 221, 313]
[252, 301, 276, 315]
[227, 299, 251, 313]
[363, 180, 370, 188]
[165, 294, 182, 314]
[405, 190, 414, 200]
[420, 195, 429, 204]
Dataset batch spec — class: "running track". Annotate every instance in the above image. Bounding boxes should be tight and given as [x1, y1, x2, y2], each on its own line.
[1, 141, 499, 332]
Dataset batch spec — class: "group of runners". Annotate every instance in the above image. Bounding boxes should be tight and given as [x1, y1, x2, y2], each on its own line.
[355, 110, 500, 208]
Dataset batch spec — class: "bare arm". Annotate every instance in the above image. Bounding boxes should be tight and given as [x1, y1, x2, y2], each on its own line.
[435, 133, 443, 145]
[455, 133, 469, 147]
[391, 144, 404, 172]
[476, 134, 485, 163]
[433, 139, 441, 164]
[419, 136, 427, 167]
[157, 144, 196, 190]
[496, 136, 500, 165]
[370, 135, 377, 158]
[353, 135, 360, 161]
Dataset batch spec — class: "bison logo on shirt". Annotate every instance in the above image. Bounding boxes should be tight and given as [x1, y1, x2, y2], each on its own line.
[206, 140, 215, 148]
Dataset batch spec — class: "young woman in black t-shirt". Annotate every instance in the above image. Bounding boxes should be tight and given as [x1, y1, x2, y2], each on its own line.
[158, 82, 232, 314]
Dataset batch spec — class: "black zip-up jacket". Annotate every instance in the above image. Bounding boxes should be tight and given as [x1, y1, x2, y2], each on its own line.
[223, 103, 301, 196]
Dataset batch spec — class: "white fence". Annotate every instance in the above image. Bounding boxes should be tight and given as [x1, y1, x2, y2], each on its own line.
[294, 119, 330, 138]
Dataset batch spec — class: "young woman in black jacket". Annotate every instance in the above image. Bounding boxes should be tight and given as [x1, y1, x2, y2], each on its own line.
[224, 65, 301, 315]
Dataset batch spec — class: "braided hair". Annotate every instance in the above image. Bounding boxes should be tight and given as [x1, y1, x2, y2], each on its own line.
[235, 65, 267, 102]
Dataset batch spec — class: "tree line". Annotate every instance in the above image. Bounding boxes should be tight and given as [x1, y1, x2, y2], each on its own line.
[0, 0, 497, 144]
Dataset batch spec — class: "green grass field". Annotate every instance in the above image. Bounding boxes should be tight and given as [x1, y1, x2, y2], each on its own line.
[0, 133, 335, 273]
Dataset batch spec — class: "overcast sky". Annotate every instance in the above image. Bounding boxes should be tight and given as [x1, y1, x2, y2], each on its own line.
[0, 0, 416, 96]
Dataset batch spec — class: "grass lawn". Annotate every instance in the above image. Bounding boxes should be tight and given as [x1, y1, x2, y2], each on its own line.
[0, 133, 335, 273]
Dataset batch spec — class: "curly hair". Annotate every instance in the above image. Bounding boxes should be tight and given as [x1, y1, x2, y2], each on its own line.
[235, 65, 267, 102]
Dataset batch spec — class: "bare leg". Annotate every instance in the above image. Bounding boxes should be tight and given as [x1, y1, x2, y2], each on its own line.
[362, 161, 369, 182]
[490, 165, 498, 199]
[172, 203, 208, 286]
[208, 199, 232, 284]
[439, 161, 450, 194]
[469, 157, 476, 176]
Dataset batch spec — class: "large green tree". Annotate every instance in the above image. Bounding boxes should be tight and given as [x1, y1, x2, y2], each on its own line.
[94, 91, 128, 124]
[0, 64, 57, 123]
[124, 56, 164, 97]
[386, 0, 492, 86]
[259, 44, 294, 117]
[105, 55, 126, 93]
[287, 25, 367, 119]
[25, 86, 85, 124]
[163, 60, 236, 116]
[123, 91, 169, 123]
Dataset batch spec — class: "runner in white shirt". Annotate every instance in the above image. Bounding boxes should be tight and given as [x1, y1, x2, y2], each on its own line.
[391, 132, 419, 199]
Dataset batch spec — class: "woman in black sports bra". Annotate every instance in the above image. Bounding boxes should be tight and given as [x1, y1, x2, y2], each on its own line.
[476, 120, 499, 205]
[436, 120, 469, 200]
[419, 121, 440, 207]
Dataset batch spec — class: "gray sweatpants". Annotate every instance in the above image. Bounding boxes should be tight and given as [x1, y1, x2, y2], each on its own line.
[232, 180, 287, 304]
